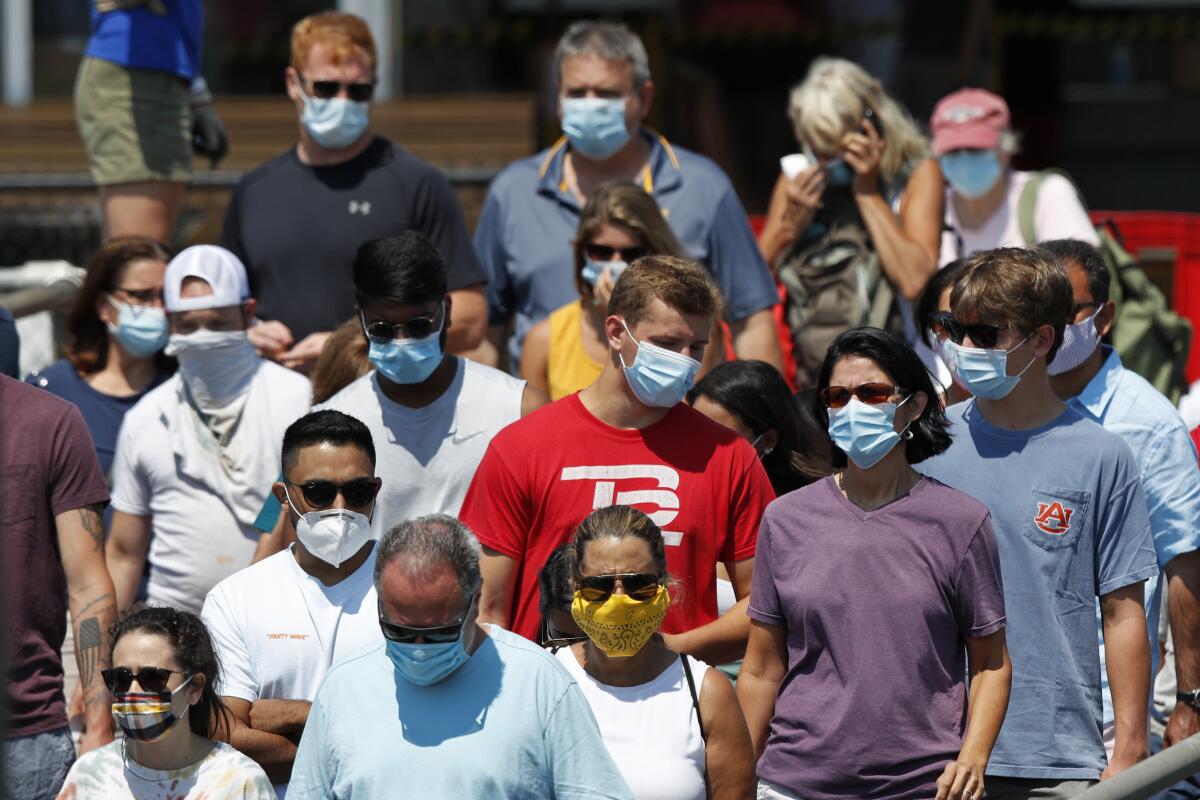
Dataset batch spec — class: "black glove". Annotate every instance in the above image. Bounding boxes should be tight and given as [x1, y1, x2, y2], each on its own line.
[190, 77, 229, 167]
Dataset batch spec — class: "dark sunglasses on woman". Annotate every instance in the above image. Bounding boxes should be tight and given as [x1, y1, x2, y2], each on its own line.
[820, 384, 906, 409]
[102, 666, 188, 694]
[577, 572, 663, 603]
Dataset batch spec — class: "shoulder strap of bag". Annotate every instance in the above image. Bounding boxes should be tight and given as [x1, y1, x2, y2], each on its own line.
[680, 654, 707, 742]
[1016, 171, 1047, 247]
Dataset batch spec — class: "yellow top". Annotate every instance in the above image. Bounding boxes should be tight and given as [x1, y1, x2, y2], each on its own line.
[547, 300, 605, 400]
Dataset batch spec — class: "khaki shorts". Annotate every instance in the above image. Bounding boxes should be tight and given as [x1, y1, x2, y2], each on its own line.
[74, 56, 193, 185]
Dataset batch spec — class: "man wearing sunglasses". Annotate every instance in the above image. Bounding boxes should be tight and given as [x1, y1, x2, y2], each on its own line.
[461, 257, 775, 666]
[1041, 240, 1200, 779]
[221, 11, 487, 374]
[108, 246, 311, 620]
[473, 19, 781, 373]
[202, 410, 383, 797]
[919, 247, 1157, 800]
[287, 515, 632, 799]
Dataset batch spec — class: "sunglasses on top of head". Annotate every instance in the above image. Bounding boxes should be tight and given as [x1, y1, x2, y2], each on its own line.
[285, 478, 377, 509]
[820, 384, 907, 409]
[377, 595, 475, 644]
[102, 666, 188, 694]
[298, 73, 376, 103]
[585, 243, 645, 263]
[577, 572, 663, 603]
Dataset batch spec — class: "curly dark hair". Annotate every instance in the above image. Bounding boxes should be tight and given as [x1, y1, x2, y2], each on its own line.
[110, 606, 231, 739]
[815, 327, 953, 467]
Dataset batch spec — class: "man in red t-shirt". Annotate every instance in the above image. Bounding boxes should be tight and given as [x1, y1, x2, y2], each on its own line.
[459, 256, 775, 664]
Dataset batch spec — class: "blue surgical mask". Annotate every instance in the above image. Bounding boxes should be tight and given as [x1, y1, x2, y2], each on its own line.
[939, 150, 1002, 199]
[367, 328, 443, 386]
[825, 157, 854, 187]
[952, 333, 1036, 400]
[561, 97, 631, 160]
[385, 634, 471, 686]
[581, 259, 628, 288]
[619, 319, 701, 408]
[827, 396, 912, 470]
[107, 300, 168, 358]
[301, 93, 370, 150]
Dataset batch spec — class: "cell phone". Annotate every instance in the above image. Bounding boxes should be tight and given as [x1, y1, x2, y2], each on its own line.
[862, 107, 885, 140]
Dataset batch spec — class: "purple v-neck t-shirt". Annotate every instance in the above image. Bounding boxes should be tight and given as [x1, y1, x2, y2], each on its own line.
[748, 475, 1006, 800]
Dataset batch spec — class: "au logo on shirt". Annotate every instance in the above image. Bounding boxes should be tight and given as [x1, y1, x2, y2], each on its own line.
[560, 464, 684, 545]
[1035, 501, 1075, 535]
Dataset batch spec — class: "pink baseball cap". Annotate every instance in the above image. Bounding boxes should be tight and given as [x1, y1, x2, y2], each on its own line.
[930, 88, 1010, 156]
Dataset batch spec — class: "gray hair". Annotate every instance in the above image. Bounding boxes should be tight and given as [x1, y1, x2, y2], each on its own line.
[373, 515, 482, 600]
[553, 21, 650, 90]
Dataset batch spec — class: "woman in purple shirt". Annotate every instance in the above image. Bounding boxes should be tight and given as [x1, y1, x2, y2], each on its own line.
[737, 327, 1011, 800]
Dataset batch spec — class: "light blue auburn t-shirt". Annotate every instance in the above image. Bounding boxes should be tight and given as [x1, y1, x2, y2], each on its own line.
[919, 400, 1157, 781]
[287, 625, 634, 800]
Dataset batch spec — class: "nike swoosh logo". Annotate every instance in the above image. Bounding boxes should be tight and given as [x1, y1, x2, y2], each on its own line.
[450, 429, 490, 445]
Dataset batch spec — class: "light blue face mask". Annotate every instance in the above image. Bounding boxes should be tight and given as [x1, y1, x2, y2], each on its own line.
[825, 157, 855, 187]
[561, 97, 631, 160]
[384, 629, 471, 686]
[952, 333, 1036, 400]
[107, 300, 168, 358]
[301, 93, 370, 150]
[827, 396, 912, 470]
[365, 316, 444, 386]
[939, 150, 1002, 199]
[581, 259, 628, 288]
[619, 320, 701, 408]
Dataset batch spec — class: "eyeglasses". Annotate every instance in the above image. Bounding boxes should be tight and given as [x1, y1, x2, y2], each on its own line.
[577, 572, 663, 603]
[585, 243, 645, 263]
[102, 666, 188, 694]
[539, 619, 587, 649]
[299, 73, 376, 103]
[820, 383, 906, 409]
[359, 304, 444, 344]
[110, 287, 164, 306]
[378, 596, 475, 644]
[285, 478, 377, 509]
[940, 316, 1019, 349]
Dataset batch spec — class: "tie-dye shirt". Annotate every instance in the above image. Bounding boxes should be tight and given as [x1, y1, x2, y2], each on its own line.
[57, 740, 274, 799]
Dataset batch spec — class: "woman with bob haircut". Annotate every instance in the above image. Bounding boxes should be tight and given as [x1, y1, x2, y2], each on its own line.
[558, 505, 755, 800]
[57, 605, 273, 798]
[738, 327, 1011, 800]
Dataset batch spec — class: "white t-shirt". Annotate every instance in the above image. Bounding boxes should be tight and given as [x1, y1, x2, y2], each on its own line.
[111, 362, 310, 613]
[317, 357, 524, 531]
[940, 170, 1100, 266]
[201, 544, 381, 798]
[556, 648, 708, 800]
[56, 740, 275, 800]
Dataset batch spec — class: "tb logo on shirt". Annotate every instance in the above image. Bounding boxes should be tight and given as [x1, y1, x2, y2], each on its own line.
[560, 465, 684, 545]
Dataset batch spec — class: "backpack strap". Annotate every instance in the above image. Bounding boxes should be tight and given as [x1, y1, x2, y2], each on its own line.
[1016, 171, 1047, 247]
[680, 654, 707, 742]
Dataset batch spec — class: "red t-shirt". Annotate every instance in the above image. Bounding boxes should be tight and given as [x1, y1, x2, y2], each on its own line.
[459, 393, 776, 641]
[1, 374, 110, 737]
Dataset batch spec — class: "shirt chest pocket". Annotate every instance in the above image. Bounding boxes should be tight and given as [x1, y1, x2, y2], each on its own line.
[1022, 483, 1092, 552]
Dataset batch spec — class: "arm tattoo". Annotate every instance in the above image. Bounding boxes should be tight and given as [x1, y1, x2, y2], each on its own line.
[77, 616, 103, 692]
[78, 505, 105, 552]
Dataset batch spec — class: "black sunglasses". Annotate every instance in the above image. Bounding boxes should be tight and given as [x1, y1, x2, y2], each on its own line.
[577, 573, 663, 603]
[378, 595, 475, 644]
[585, 243, 645, 263]
[299, 73, 376, 103]
[359, 303, 445, 344]
[285, 478, 377, 509]
[941, 316, 1019, 349]
[102, 666, 188, 694]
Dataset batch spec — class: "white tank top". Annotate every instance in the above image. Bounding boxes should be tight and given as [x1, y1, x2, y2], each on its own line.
[555, 648, 707, 800]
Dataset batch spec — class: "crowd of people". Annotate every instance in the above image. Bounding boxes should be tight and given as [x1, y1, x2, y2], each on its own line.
[3, 5, 1200, 800]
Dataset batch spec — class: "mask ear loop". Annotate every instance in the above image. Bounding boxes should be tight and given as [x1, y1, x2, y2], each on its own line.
[1007, 331, 1040, 379]
[896, 393, 916, 441]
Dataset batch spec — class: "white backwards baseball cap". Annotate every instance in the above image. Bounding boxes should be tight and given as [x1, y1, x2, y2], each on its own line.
[164, 245, 251, 312]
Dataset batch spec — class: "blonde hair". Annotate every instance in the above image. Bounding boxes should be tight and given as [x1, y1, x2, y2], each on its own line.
[290, 12, 376, 73]
[788, 56, 929, 185]
[573, 181, 686, 297]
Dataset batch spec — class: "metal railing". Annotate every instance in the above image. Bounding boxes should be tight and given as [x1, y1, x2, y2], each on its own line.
[0, 261, 84, 319]
[1076, 735, 1200, 800]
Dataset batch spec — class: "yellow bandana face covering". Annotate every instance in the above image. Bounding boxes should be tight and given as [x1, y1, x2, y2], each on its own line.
[571, 586, 670, 657]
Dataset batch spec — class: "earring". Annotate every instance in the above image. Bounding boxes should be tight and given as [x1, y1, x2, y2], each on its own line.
[762, 445, 775, 456]
[901, 429, 914, 441]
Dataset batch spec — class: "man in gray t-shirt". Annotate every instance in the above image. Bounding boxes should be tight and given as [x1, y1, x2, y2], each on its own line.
[920, 247, 1156, 800]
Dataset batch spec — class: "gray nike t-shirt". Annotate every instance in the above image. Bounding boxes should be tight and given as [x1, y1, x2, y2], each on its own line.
[920, 400, 1157, 780]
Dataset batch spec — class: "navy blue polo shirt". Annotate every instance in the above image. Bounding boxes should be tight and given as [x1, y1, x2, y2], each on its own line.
[474, 131, 778, 366]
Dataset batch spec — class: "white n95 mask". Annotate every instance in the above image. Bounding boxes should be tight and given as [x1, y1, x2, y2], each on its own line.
[284, 488, 373, 567]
